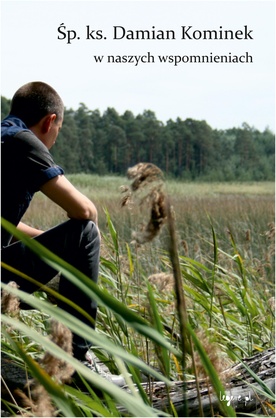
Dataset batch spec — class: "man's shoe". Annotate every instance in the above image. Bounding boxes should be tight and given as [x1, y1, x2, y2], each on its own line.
[82, 350, 127, 387]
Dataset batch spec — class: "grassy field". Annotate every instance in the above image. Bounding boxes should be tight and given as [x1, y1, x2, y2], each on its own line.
[23, 175, 275, 281]
[2, 174, 275, 416]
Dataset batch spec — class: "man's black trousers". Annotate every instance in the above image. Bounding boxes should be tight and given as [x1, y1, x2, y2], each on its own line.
[1, 219, 100, 360]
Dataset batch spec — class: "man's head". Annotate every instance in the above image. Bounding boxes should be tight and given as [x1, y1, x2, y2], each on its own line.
[10, 81, 64, 149]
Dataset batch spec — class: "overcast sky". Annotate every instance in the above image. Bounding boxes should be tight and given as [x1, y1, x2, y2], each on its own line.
[1, 0, 275, 132]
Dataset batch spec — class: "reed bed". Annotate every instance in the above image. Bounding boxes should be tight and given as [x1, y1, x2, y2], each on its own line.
[1, 172, 275, 417]
[22, 175, 274, 268]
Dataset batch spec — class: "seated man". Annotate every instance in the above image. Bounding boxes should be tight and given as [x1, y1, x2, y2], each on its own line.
[1, 81, 124, 386]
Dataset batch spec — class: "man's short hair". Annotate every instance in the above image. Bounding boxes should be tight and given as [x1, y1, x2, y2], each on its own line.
[10, 81, 64, 127]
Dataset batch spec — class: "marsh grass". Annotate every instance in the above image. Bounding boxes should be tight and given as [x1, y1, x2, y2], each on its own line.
[1, 174, 275, 416]
[22, 177, 274, 278]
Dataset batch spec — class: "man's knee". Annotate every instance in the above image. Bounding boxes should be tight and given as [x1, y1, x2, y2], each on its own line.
[74, 219, 101, 247]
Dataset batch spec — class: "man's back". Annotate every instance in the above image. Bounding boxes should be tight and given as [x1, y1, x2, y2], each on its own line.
[1, 115, 64, 246]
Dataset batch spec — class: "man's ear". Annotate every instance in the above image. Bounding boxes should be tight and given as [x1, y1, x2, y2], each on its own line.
[42, 114, 57, 133]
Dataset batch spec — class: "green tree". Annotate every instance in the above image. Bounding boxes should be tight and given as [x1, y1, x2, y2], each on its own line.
[1, 94, 274, 181]
[1, 96, 11, 120]
[122, 110, 146, 168]
[234, 123, 259, 180]
[101, 108, 127, 174]
[75, 103, 95, 173]
[52, 109, 80, 172]
[136, 110, 163, 164]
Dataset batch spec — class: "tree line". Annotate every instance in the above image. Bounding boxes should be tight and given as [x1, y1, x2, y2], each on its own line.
[1, 96, 274, 181]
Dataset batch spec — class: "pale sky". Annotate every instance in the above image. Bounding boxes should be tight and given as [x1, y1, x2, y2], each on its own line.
[1, 0, 275, 132]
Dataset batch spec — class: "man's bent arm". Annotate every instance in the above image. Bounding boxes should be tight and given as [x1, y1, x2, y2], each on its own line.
[40, 175, 98, 224]
[11, 222, 44, 242]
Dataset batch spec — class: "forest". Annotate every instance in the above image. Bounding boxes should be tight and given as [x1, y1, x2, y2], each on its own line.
[1, 96, 274, 181]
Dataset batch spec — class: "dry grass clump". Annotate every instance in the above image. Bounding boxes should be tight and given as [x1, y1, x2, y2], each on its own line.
[1, 281, 20, 317]
[190, 331, 231, 382]
[148, 273, 174, 293]
[127, 162, 164, 192]
[41, 319, 74, 382]
[15, 319, 74, 417]
[17, 384, 55, 417]
[121, 163, 167, 244]
[131, 189, 166, 245]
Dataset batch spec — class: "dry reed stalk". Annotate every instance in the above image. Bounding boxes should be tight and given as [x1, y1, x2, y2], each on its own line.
[265, 222, 275, 259]
[122, 163, 204, 415]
